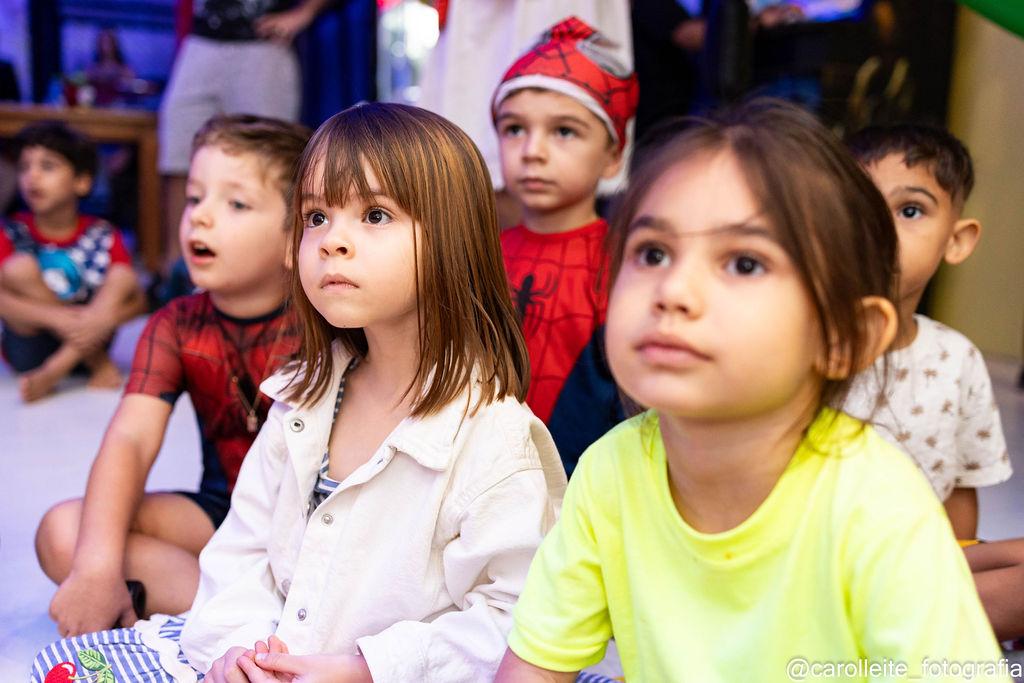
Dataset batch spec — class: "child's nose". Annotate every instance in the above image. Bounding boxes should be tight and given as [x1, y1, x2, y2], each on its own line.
[654, 262, 704, 318]
[522, 132, 547, 161]
[318, 222, 353, 257]
[189, 199, 213, 228]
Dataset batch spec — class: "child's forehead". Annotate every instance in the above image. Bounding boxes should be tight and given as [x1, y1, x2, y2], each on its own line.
[498, 87, 603, 125]
[18, 144, 73, 166]
[193, 144, 280, 188]
[865, 153, 950, 202]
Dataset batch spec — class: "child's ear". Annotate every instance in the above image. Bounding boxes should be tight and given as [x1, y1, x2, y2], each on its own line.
[815, 296, 898, 380]
[944, 217, 981, 265]
[600, 146, 625, 181]
[73, 173, 93, 198]
[851, 295, 898, 374]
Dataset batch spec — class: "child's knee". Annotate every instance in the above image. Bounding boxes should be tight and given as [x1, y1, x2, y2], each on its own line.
[0, 252, 42, 288]
[35, 499, 84, 579]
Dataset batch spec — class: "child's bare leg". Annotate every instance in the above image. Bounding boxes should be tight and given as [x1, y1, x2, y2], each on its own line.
[19, 343, 85, 402]
[965, 539, 1024, 640]
[0, 253, 62, 335]
[36, 493, 215, 617]
[85, 349, 124, 389]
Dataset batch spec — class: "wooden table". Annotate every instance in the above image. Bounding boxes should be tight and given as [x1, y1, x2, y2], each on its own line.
[0, 103, 162, 272]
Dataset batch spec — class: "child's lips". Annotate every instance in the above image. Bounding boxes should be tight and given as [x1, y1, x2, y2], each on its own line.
[518, 177, 555, 192]
[319, 273, 358, 291]
[635, 334, 710, 367]
[187, 240, 217, 262]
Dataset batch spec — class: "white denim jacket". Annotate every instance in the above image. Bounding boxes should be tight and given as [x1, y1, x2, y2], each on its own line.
[179, 344, 566, 681]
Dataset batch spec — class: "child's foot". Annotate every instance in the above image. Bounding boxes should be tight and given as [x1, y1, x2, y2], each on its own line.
[18, 366, 64, 402]
[87, 357, 124, 390]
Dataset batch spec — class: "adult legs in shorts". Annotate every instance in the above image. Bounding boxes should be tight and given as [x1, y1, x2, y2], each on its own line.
[157, 37, 301, 272]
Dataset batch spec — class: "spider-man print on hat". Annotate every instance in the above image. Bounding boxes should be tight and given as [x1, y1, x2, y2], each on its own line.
[492, 16, 639, 152]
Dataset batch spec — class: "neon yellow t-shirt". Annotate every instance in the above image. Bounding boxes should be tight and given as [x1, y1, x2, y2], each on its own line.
[509, 409, 1007, 682]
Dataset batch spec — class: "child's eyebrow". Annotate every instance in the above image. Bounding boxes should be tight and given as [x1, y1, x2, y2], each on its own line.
[551, 115, 592, 129]
[889, 185, 939, 205]
[629, 214, 777, 241]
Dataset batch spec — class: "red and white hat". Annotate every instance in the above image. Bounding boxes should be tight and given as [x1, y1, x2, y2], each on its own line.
[492, 16, 640, 153]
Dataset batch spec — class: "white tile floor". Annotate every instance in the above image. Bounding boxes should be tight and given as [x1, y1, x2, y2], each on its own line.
[0, 318, 1021, 680]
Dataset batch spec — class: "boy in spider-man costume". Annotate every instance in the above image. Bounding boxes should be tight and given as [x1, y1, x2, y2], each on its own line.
[493, 16, 639, 475]
[33, 115, 309, 638]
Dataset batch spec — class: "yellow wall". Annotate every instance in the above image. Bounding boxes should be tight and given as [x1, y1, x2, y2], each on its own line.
[933, 8, 1024, 361]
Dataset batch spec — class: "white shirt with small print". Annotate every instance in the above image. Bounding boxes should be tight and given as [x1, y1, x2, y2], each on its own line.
[843, 315, 1011, 501]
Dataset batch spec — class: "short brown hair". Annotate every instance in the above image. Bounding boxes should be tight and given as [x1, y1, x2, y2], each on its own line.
[846, 123, 974, 208]
[191, 114, 311, 203]
[610, 99, 899, 412]
[286, 102, 529, 415]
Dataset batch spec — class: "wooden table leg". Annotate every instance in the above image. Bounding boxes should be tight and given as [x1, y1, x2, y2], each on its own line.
[136, 130, 161, 273]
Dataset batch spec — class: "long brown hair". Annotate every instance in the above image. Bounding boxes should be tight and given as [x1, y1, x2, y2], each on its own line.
[285, 103, 528, 415]
[609, 98, 899, 412]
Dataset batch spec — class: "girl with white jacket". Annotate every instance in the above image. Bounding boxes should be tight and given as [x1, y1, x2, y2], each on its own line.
[31, 102, 565, 683]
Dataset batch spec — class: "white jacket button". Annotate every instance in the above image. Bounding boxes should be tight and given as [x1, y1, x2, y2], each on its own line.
[322, 513, 334, 526]
[290, 419, 304, 432]
[297, 608, 307, 621]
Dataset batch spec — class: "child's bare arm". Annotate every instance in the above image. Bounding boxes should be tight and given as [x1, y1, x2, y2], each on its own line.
[69, 264, 145, 350]
[944, 487, 979, 540]
[495, 649, 578, 683]
[0, 276, 76, 337]
[48, 394, 172, 636]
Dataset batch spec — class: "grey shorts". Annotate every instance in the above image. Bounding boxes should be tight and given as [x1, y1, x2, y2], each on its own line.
[157, 35, 301, 174]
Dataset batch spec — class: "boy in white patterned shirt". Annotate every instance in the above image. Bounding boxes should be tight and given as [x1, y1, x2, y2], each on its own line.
[845, 124, 1022, 641]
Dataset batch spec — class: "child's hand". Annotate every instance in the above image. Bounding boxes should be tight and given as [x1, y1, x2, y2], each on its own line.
[47, 307, 82, 343]
[66, 306, 115, 351]
[49, 570, 136, 637]
[237, 647, 373, 683]
[206, 645, 253, 683]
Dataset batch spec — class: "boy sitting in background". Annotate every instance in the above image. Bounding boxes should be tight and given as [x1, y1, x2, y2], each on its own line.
[34, 115, 308, 637]
[0, 121, 144, 401]
[846, 123, 1023, 641]
[493, 16, 639, 475]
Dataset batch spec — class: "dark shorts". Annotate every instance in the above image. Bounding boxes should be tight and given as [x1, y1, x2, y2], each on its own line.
[0, 326, 61, 372]
[174, 488, 232, 529]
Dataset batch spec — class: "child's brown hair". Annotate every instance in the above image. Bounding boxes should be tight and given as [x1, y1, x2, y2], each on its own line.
[15, 121, 98, 179]
[286, 102, 529, 415]
[191, 114, 312, 206]
[610, 98, 899, 411]
[846, 123, 974, 208]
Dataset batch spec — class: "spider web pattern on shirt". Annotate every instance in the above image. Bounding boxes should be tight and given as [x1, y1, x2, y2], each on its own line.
[126, 292, 300, 494]
[502, 220, 609, 423]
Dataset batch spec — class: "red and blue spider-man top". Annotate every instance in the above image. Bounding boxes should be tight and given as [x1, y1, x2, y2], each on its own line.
[502, 218, 623, 475]
[125, 292, 300, 497]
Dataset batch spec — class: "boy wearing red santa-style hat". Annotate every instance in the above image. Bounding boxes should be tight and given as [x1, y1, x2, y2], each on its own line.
[493, 16, 639, 476]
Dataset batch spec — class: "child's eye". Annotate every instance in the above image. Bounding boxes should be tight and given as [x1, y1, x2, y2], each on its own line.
[897, 204, 924, 220]
[634, 243, 670, 268]
[501, 124, 524, 138]
[364, 207, 393, 225]
[303, 210, 328, 229]
[725, 254, 766, 276]
[185, 194, 201, 206]
[555, 126, 578, 139]
[229, 200, 250, 211]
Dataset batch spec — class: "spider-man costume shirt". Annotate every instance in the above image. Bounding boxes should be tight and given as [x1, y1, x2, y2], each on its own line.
[125, 292, 300, 497]
[502, 218, 622, 475]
